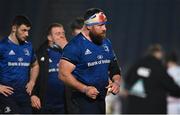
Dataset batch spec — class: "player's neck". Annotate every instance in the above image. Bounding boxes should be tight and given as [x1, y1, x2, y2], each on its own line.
[8, 33, 19, 45]
[49, 39, 68, 49]
[58, 39, 68, 49]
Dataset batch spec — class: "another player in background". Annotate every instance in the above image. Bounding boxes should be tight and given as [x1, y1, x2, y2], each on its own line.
[70, 17, 84, 36]
[31, 23, 68, 113]
[0, 15, 39, 114]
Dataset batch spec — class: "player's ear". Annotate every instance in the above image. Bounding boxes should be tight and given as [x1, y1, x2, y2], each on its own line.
[86, 26, 92, 30]
[12, 25, 17, 32]
[47, 35, 52, 42]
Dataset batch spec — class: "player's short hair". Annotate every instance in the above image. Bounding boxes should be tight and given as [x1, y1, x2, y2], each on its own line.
[84, 8, 103, 21]
[47, 23, 63, 35]
[12, 15, 31, 27]
[70, 17, 84, 31]
[147, 44, 163, 55]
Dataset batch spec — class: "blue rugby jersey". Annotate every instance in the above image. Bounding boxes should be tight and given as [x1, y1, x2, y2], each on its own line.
[0, 37, 36, 101]
[61, 33, 116, 98]
[44, 47, 65, 108]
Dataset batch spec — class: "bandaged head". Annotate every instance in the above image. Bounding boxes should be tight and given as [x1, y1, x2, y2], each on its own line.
[84, 12, 107, 26]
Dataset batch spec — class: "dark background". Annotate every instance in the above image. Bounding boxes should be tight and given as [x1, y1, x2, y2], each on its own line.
[0, 0, 180, 75]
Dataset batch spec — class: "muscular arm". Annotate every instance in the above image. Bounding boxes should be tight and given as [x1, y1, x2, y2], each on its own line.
[26, 60, 39, 95]
[59, 59, 99, 99]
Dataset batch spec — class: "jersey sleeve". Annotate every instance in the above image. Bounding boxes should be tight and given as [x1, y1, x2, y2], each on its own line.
[106, 39, 117, 61]
[157, 63, 180, 97]
[106, 39, 121, 77]
[61, 42, 81, 65]
[112, 50, 118, 61]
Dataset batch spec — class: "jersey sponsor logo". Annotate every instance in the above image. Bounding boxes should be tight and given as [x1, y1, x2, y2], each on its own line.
[24, 48, 30, 56]
[87, 59, 110, 67]
[8, 62, 30, 66]
[102, 44, 109, 52]
[18, 57, 23, 62]
[85, 49, 92, 55]
[49, 68, 59, 73]
[137, 67, 151, 78]
[97, 55, 103, 59]
[8, 57, 30, 67]
[8, 50, 15, 55]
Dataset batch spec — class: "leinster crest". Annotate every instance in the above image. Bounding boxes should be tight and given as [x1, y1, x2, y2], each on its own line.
[102, 44, 109, 52]
[24, 48, 30, 56]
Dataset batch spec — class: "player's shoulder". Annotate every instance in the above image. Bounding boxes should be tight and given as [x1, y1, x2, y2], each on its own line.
[66, 33, 84, 48]
[0, 37, 9, 48]
[62, 34, 85, 55]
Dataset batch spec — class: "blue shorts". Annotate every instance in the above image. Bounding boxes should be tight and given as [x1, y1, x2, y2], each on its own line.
[40, 106, 65, 114]
[70, 92, 106, 114]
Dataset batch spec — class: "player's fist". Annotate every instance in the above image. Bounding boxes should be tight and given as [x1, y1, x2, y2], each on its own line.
[83, 86, 99, 99]
[106, 81, 120, 95]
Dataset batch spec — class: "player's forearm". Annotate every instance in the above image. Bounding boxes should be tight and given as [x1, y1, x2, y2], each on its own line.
[30, 62, 39, 83]
[59, 72, 87, 93]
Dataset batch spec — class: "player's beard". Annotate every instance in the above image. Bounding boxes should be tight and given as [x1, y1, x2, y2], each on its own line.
[15, 32, 26, 45]
[89, 31, 106, 45]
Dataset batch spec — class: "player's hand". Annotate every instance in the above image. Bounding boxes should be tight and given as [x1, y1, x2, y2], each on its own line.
[84, 86, 99, 99]
[26, 81, 35, 95]
[0, 84, 14, 97]
[106, 81, 120, 95]
[31, 95, 41, 109]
